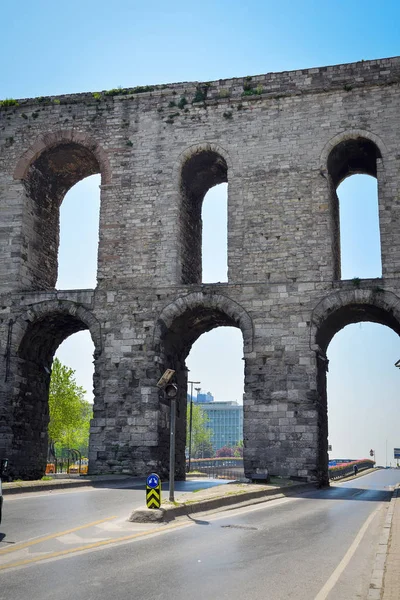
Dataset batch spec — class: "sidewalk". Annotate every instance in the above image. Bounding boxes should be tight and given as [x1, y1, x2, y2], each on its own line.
[2, 474, 135, 495]
[380, 486, 400, 600]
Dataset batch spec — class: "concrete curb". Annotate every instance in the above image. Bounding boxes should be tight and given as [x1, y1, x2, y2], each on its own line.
[129, 482, 317, 522]
[3, 475, 133, 495]
[367, 486, 398, 600]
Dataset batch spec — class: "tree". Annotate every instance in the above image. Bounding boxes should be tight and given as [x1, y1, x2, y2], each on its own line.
[216, 445, 235, 458]
[187, 403, 213, 459]
[48, 358, 92, 455]
[233, 440, 244, 457]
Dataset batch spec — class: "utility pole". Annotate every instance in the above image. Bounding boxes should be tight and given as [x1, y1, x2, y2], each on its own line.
[188, 380, 200, 473]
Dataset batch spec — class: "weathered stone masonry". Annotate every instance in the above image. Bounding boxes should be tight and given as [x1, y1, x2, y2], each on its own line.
[1, 57, 400, 484]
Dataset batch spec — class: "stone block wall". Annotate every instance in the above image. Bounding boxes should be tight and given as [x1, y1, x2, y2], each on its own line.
[1, 56, 400, 482]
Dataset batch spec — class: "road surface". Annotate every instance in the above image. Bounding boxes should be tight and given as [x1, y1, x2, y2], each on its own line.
[0, 469, 399, 600]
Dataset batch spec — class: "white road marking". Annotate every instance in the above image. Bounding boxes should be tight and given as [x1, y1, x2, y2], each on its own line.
[313, 505, 381, 600]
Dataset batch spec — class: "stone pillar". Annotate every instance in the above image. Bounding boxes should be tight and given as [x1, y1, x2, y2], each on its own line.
[243, 333, 320, 484]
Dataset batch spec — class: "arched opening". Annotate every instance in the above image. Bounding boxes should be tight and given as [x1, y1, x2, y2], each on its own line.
[186, 327, 244, 464]
[51, 331, 95, 466]
[202, 183, 228, 283]
[57, 174, 101, 289]
[179, 150, 228, 284]
[327, 323, 399, 466]
[314, 297, 400, 485]
[156, 295, 251, 479]
[20, 140, 103, 290]
[10, 306, 100, 479]
[327, 137, 382, 280]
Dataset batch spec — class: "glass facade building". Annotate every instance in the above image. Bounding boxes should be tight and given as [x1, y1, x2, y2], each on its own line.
[199, 401, 243, 451]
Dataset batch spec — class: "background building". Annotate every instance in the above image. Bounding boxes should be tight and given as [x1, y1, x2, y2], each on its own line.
[196, 391, 214, 404]
[199, 401, 243, 452]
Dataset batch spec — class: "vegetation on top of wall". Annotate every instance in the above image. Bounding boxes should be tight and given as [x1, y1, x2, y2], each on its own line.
[177, 96, 188, 109]
[0, 98, 19, 108]
[104, 85, 155, 97]
[352, 277, 361, 288]
[37, 96, 51, 104]
[241, 76, 264, 96]
[192, 83, 211, 104]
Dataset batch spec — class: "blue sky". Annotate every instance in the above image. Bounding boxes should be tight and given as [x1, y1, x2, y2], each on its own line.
[2, 1, 399, 466]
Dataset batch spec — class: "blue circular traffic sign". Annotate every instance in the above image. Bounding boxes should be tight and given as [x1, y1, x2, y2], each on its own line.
[146, 473, 160, 488]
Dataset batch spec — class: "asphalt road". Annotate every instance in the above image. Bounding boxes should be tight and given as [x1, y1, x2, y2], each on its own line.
[0, 477, 231, 544]
[1, 469, 399, 600]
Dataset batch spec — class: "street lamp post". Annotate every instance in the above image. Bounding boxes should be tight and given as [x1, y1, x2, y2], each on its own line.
[188, 380, 200, 473]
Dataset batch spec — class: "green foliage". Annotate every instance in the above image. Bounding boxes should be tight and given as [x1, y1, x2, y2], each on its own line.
[177, 97, 188, 109]
[242, 76, 263, 97]
[243, 76, 253, 91]
[32, 111, 39, 119]
[192, 84, 209, 104]
[218, 88, 230, 99]
[104, 85, 155, 97]
[352, 277, 361, 288]
[48, 358, 92, 453]
[132, 85, 154, 94]
[21, 113, 28, 119]
[126, 140, 133, 147]
[53, 98, 60, 105]
[223, 111, 233, 119]
[168, 100, 176, 108]
[343, 84, 353, 92]
[92, 92, 102, 101]
[187, 404, 212, 458]
[0, 98, 19, 108]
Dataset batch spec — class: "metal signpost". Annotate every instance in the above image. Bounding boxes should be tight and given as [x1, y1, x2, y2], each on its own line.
[187, 380, 200, 473]
[156, 369, 178, 503]
[146, 473, 161, 509]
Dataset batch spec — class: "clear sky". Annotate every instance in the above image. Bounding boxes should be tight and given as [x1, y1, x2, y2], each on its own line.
[2, 0, 399, 466]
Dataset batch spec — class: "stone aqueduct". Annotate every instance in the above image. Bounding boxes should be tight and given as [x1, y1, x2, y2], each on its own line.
[1, 56, 400, 485]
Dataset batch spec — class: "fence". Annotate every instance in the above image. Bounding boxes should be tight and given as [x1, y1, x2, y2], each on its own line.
[188, 458, 245, 481]
[188, 457, 375, 482]
[328, 459, 375, 481]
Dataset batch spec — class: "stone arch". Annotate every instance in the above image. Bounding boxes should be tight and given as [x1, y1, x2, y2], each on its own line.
[309, 288, 400, 486]
[13, 131, 109, 290]
[8, 300, 102, 479]
[174, 143, 233, 285]
[319, 129, 387, 177]
[173, 142, 234, 183]
[154, 291, 253, 356]
[319, 130, 385, 280]
[310, 288, 400, 354]
[13, 129, 111, 184]
[13, 299, 102, 359]
[153, 291, 252, 479]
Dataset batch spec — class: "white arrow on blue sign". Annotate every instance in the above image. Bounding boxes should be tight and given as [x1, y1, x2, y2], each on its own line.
[147, 473, 160, 488]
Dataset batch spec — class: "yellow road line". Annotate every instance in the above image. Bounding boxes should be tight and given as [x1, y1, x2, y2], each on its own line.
[0, 516, 117, 556]
[0, 521, 192, 571]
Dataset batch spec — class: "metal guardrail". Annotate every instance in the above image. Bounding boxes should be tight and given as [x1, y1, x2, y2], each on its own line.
[328, 459, 375, 480]
[188, 458, 245, 481]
